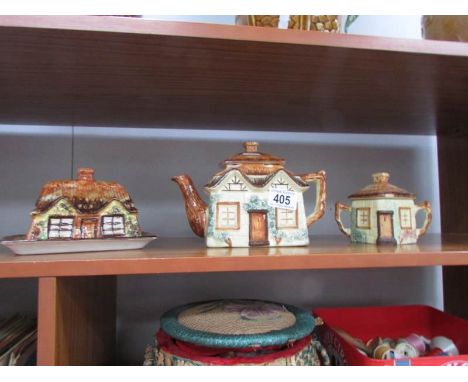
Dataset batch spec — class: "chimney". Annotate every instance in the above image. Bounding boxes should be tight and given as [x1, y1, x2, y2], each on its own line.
[77, 168, 95, 181]
[244, 141, 259, 153]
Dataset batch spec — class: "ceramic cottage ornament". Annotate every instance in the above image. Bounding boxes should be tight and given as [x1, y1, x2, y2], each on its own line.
[173, 142, 326, 247]
[335, 172, 432, 245]
[2, 168, 156, 255]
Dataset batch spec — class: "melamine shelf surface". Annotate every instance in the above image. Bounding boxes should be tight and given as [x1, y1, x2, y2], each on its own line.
[1, 234, 468, 278]
[0, 16, 467, 135]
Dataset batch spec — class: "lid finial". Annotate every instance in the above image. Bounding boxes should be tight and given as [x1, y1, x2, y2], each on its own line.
[244, 141, 258, 153]
[372, 172, 390, 184]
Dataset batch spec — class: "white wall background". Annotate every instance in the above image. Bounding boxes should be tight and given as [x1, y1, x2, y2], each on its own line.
[0, 15, 438, 365]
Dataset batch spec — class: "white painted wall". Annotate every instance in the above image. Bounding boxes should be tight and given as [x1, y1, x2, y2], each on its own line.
[348, 15, 423, 39]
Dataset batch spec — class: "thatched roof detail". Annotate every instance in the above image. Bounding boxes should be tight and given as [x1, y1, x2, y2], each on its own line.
[205, 168, 308, 190]
[32, 169, 137, 214]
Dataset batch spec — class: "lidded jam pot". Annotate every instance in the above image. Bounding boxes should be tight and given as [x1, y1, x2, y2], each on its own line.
[335, 172, 432, 245]
[173, 142, 326, 247]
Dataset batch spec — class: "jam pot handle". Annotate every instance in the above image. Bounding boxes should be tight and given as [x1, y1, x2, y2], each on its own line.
[416, 200, 432, 238]
[335, 202, 352, 237]
[300, 170, 327, 227]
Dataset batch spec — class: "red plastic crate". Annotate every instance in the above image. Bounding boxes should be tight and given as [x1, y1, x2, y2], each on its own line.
[313, 305, 468, 366]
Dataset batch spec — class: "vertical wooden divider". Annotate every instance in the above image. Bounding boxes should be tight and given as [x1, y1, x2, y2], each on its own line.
[37, 276, 117, 365]
[37, 277, 58, 365]
[438, 134, 468, 319]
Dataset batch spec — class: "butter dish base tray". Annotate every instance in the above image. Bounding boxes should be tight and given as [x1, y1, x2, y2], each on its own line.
[1, 234, 157, 255]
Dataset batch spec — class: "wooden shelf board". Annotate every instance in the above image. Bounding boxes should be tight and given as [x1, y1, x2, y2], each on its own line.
[0, 16, 467, 135]
[1, 234, 468, 278]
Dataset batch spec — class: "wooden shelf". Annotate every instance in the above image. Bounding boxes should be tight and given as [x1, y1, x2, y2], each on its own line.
[0, 16, 467, 365]
[1, 234, 468, 279]
[0, 16, 467, 134]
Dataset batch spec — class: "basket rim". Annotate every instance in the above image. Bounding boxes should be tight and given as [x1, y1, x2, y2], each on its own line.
[156, 329, 314, 365]
[160, 299, 315, 348]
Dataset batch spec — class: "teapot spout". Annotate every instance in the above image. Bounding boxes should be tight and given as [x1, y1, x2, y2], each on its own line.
[172, 174, 207, 237]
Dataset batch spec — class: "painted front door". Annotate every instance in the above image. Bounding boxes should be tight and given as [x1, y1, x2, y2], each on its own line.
[249, 210, 269, 246]
[377, 211, 396, 244]
[80, 218, 98, 239]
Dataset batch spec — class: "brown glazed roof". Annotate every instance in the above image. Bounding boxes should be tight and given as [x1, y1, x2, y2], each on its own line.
[33, 168, 137, 214]
[205, 168, 309, 190]
[348, 172, 415, 199]
[221, 141, 286, 175]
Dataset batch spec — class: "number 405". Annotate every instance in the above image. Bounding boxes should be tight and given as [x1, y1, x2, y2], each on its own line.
[273, 194, 291, 205]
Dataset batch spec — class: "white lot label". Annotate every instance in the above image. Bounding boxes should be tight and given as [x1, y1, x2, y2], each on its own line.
[268, 189, 298, 210]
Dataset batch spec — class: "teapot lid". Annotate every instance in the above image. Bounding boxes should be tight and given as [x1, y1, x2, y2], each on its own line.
[222, 142, 285, 175]
[348, 172, 415, 199]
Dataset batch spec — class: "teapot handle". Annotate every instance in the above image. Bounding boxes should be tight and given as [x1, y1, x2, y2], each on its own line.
[335, 202, 352, 238]
[300, 171, 327, 227]
[416, 201, 432, 238]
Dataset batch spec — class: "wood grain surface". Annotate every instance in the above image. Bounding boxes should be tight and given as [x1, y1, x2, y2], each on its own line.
[37, 277, 58, 365]
[2, 15, 468, 365]
[37, 276, 116, 365]
[1, 235, 468, 278]
[0, 16, 467, 134]
[438, 135, 468, 319]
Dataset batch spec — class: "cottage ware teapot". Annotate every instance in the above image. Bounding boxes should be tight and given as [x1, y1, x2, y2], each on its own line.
[173, 142, 326, 247]
[335, 172, 432, 245]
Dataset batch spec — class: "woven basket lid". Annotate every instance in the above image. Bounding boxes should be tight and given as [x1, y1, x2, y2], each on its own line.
[160, 299, 315, 348]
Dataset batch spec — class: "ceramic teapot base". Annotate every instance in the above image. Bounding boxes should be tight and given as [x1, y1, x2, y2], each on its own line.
[206, 233, 310, 248]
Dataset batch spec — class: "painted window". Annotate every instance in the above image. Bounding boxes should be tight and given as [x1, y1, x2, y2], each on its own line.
[356, 208, 371, 229]
[399, 207, 412, 229]
[276, 208, 298, 228]
[48, 217, 74, 238]
[101, 215, 125, 236]
[216, 202, 240, 230]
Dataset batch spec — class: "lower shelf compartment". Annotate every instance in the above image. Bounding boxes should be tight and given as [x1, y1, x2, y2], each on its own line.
[32, 272, 467, 366]
[2, 235, 467, 365]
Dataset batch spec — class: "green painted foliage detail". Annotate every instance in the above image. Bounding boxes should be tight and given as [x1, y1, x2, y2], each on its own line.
[243, 196, 308, 243]
[207, 195, 228, 243]
[207, 194, 309, 245]
[351, 229, 367, 243]
[58, 201, 74, 214]
[125, 216, 142, 237]
[35, 220, 49, 240]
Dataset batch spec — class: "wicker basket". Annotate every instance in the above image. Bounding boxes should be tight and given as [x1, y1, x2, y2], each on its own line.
[144, 330, 329, 366]
[143, 299, 330, 366]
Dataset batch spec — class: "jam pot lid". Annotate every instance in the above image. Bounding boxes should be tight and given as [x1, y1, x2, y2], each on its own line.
[348, 172, 415, 199]
[221, 141, 286, 175]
